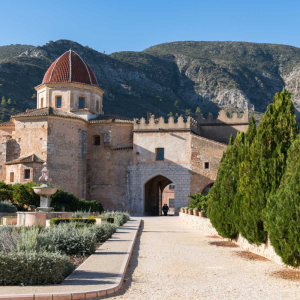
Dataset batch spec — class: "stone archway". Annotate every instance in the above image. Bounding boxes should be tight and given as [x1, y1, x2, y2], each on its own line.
[143, 175, 172, 216]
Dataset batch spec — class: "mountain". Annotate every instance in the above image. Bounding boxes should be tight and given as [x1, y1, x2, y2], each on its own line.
[1, 39, 300, 123]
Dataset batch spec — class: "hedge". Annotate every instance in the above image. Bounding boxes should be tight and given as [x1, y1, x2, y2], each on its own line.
[0, 251, 73, 285]
[0, 200, 17, 213]
[49, 218, 96, 227]
[88, 216, 114, 223]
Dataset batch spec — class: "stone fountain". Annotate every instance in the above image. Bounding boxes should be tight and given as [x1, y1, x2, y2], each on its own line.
[33, 162, 57, 212]
[17, 162, 73, 226]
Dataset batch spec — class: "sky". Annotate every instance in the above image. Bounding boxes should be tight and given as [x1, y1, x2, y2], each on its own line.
[1, 0, 300, 54]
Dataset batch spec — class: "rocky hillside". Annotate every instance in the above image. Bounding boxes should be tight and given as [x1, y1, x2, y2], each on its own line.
[1, 39, 300, 122]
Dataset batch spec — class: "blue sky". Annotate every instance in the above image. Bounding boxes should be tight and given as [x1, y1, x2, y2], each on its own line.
[1, 0, 300, 54]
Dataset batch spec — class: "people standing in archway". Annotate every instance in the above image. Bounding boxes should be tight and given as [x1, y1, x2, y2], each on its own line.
[162, 203, 169, 216]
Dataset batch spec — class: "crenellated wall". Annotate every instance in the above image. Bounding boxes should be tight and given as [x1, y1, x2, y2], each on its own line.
[134, 115, 200, 135]
[197, 110, 249, 143]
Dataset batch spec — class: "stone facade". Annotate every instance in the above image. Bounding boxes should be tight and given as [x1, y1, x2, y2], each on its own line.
[0, 50, 249, 215]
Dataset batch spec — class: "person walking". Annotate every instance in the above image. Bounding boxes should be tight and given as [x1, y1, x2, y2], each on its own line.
[162, 203, 169, 216]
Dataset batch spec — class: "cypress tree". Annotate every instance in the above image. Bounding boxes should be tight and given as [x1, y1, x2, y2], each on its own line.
[264, 135, 300, 266]
[237, 88, 298, 245]
[207, 132, 245, 239]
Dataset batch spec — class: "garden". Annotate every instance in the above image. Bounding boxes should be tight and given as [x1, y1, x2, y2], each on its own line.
[0, 181, 130, 285]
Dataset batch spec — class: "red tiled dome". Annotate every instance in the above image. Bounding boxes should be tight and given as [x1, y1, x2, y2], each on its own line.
[42, 50, 98, 86]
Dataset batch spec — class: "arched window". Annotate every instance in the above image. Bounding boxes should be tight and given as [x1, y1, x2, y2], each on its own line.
[94, 135, 100, 145]
[96, 101, 99, 112]
[56, 96, 62, 108]
[41, 98, 44, 108]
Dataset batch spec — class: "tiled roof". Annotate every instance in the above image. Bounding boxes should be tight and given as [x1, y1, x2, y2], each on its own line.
[12, 107, 86, 121]
[42, 50, 98, 86]
[6, 154, 44, 165]
[111, 147, 133, 151]
[0, 121, 14, 127]
[89, 114, 133, 124]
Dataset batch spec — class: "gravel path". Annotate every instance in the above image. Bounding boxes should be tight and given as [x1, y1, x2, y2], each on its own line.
[100, 216, 300, 300]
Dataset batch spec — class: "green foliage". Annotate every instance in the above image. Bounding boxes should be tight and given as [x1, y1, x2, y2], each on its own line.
[195, 107, 201, 114]
[237, 89, 298, 245]
[207, 131, 246, 239]
[1, 96, 6, 108]
[89, 223, 117, 243]
[0, 251, 73, 285]
[50, 188, 103, 212]
[49, 218, 96, 227]
[101, 212, 130, 226]
[264, 135, 300, 266]
[187, 192, 208, 214]
[39, 223, 95, 255]
[0, 200, 17, 212]
[87, 216, 115, 223]
[12, 182, 40, 209]
[174, 100, 179, 108]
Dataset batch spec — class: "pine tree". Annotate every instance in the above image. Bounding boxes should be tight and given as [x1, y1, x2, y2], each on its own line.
[237, 88, 298, 245]
[264, 135, 300, 266]
[7, 99, 11, 105]
[207, 132, 244, 238]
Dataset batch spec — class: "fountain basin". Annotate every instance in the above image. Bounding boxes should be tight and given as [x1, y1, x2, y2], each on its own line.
[32, 186, 58, 195]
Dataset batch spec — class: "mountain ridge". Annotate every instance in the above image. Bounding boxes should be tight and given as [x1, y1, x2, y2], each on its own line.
[0, 39, 300, 123]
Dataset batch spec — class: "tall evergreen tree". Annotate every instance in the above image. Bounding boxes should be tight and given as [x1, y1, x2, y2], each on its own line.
[265, 135, 300, 266]
[207, 132, 245, 238]
[237, 88, 298, 245]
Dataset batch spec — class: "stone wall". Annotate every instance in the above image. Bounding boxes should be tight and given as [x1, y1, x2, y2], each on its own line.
[86, 123, 133, 210]
[47, 117, 88, 198]
[197, 110, 249, 143]
[180, 213, 283, 265]
[128, 164, 191, 214]
[190, 135, 227, 194]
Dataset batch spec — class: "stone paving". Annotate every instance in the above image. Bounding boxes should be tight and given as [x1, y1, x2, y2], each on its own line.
[102, 216, 300, 300]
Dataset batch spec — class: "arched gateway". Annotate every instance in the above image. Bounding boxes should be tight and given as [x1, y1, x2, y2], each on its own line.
[143, 174, 173, 216]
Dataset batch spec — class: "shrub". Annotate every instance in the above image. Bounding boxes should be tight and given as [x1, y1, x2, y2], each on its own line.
[78, 199, 103, 213]
[0, 251, 73, 285]
[188, 192, 208, 216]
[101, 212, 130, 226]
[89, 223, 117, 243]
[39, 223, 95, 255]
[12, 182, 40, 209]
[88, 216, 114, 223]
[0, 182, 13, 201]
[0, 200, 17, 213]
[73, 210, 92, 218]
[49, 218, 96, 227]
[50, 188, 104, 213]
[50, 188, 79, 212]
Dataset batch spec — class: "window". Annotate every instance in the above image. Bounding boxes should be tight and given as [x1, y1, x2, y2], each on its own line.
[96, 101, 99, 112]
[79, 97, 85, 109]
[156, 148, 164, 161]
[10, 172, 14, 182]
[24, 169, 30, 179]
[41, 98, 44, 108]
[169, 184, 175, 190]
[94, 135, 100, 145]
[56, 96, 62, 108]
[204, 162, 210, 169]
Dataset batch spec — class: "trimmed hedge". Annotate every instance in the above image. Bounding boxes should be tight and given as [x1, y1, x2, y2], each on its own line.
[49, 218, 96, 227]
[0, 251, 73, 285]
[88, 216, 114, 223]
